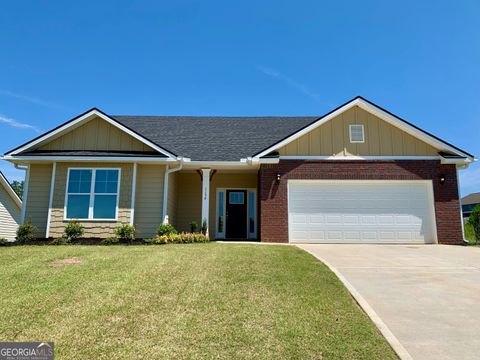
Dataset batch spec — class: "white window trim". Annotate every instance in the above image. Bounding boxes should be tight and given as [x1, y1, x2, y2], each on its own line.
[64, 167, 121, 222]
[349, 124, 365, 143]
[215, 188, 257, 240]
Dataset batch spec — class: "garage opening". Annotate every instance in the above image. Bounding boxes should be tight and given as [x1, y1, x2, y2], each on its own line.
[288, 180, 437, 244]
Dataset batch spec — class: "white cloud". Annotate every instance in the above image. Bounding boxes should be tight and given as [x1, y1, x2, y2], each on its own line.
[0, 89, 67, 110]
[0, 114, 41, 133]
[255, 65, 326, 104]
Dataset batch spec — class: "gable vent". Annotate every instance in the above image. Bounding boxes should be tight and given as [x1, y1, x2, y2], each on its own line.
[349, 124, 365, 143]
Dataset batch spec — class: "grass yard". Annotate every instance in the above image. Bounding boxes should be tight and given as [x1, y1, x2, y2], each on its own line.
[0, 244, 396, 359]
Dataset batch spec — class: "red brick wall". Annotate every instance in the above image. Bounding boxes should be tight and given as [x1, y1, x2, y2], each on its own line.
[258, 160, 463, 245]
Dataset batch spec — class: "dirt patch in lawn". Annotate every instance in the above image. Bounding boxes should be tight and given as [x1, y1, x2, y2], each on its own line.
[49, 257, 82, 267]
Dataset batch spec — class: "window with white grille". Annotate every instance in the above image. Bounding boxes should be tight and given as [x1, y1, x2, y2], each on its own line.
[349, 124, 365, 143]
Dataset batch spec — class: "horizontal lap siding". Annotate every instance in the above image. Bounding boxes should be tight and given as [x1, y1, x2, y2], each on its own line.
[259, 160, 462, 245]
[25, 164, 52, 237]
[0, 187, 20, 241]
[134, 165, 165, 238]
[49, 162, 133, 238]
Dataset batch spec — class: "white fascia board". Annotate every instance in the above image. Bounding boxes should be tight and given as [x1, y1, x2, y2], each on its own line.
[6, 109, 177, 159]
[0, 171, 22, 208]
[2, 155, 177, 163]
[254, 98, 473, 160]
[279, 155, 441, 160]
[182, 160, 260, 170]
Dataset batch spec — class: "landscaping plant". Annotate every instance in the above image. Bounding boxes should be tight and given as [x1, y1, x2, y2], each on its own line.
[156, 223, 177, 236]
[16, 221, 37, 243]
[201, 220, 208, 235]
[468, 204, 480, 242]
[64, 221, 84, 243]
[115, 224, 136, 242]
[190, 221, 198, 233]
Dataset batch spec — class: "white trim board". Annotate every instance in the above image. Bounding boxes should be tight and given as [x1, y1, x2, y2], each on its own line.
[5, 109, 177, 159]
[254, 97, 474, 161]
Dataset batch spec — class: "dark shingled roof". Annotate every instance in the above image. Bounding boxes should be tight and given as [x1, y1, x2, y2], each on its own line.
[112, 116, 319, 161]
[462, 192, 480, 206]
[19, 150, 164, 157]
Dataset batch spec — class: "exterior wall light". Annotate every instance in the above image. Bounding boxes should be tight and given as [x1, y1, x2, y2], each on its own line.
[439, 174, 446, 185]
[276, 173, 281, 183]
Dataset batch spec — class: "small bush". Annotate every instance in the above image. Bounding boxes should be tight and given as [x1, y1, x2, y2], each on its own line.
[157, 223, 177, 236]
[0, 238, 8, 246]
[64, 221, 84, 242]
[101, 237, 119, 245]
[190, 221, 198, 233]
[201, 220, 208, 235]
[468, 205, 480, 242]
[50, 237, 70, 245]
[16, 221, 37, 243]
[145, 232, 209, 245]
[115, 224, 136, 242]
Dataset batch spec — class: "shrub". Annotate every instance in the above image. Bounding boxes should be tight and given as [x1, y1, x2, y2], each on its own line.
[16, 221, 37, 243]
[201, 220, 208, 235]
[145, 232, 209, 245]
[64, 221, 84, 242]
[468, 204, 480, 242]
[156, 223, 177, 236]
[115, 224, 136, 242]
[0, 238, 8, 246]
[190, 221, 198, 233]
[101, 237, 119, 245]
[50, 237, 70, 245]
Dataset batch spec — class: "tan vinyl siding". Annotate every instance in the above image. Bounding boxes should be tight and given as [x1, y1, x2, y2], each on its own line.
[278, 106, 438, 156]
[167, 172, 177, 228]
[49, 162, 134, 238]
[38, 116, 153, 152]
[134, 165, 165, 238]
[0, 186, 21, 241]
[174, 171, 257, 237]
[25, 164, 52, 237]
[175, 172, 202, 233]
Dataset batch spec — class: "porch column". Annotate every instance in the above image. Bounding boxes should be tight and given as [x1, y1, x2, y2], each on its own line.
[201, 168, 211, 237]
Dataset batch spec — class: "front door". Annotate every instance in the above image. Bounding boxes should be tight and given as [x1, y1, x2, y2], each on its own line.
[226, 190, 247, 239]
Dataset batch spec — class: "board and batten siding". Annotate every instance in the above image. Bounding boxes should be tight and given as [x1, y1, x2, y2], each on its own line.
[0, 185, 21, 241]
[134, 164, 166, 238]
[48, 162, 134, 238]
[24, 164, 52, 237]
[278, 106, 438, 157]
[38, 116, 153, 152]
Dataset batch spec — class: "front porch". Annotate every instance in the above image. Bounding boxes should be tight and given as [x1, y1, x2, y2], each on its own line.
[166, 170, 258, 240]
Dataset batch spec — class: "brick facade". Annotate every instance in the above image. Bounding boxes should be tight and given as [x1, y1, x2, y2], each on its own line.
[258, 160, 463, 245]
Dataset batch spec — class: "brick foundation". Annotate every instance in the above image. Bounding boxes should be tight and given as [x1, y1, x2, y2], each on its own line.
[258, 160, 463, 245]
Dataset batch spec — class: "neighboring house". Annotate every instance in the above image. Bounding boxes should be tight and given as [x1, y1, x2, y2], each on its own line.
[2, 96, 475, 244]
[461, 192, 480, 219]
[0, 171, 22, 241]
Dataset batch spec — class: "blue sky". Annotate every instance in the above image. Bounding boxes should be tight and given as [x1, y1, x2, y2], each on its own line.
[1, 0, 479, 195]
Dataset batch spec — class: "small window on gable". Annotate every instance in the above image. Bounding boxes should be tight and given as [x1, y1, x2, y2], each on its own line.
[349, 124, 365, 143]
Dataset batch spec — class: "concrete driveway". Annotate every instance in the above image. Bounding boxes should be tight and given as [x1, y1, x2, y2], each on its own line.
[297, 244, 480, 360]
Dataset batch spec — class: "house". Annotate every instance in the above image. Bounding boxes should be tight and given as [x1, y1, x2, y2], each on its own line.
[0, 171, 22, 241]
[461, 192, 480, 219]
[2, 96, 475, 244]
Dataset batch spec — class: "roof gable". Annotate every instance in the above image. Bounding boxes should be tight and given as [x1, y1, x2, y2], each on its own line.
[0, 172, 22, 209]
[5, 108, 177, 159]
[254, 96, 475, 161]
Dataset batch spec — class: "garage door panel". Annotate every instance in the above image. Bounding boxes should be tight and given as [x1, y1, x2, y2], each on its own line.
[288, 181, 435, 244]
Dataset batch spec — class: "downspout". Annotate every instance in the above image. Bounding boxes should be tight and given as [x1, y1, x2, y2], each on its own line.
[15, 163, 30, 224]
[162, 158, 184, 224]
[456, 167, 469, 244]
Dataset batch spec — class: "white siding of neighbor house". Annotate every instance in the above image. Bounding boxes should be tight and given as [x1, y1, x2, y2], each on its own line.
[0, 184, 21, 241]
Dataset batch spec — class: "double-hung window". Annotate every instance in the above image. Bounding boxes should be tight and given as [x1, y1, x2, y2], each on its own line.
[65, 168, 120, 220]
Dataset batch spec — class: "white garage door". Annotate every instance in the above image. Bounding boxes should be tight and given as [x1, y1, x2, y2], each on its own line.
[288, 180, 436, 244]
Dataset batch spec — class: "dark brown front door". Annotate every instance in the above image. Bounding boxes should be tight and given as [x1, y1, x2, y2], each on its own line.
[226, 190, 247, 239]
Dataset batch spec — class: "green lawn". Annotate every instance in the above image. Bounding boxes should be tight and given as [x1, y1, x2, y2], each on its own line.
[0, 244, 396, 359]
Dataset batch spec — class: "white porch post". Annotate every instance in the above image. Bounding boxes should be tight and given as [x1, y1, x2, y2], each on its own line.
[201, 168, 211, 237]
[45, 162, 57, 238]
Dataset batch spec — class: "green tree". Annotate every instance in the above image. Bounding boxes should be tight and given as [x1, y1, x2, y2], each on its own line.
[10, 180, 24, 199]
[468, 205, 480, 242]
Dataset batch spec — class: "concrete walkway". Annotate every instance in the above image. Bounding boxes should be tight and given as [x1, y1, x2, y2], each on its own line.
[297, 244, 480, 360]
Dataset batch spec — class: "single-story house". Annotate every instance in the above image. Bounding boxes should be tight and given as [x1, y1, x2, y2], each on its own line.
[2, 96, 475, 244]
[0, 171, 22, 241]
[461, 192, 480, 219]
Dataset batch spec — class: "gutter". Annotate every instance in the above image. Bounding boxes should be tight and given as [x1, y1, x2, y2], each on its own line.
[162, 157, 186, 224]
